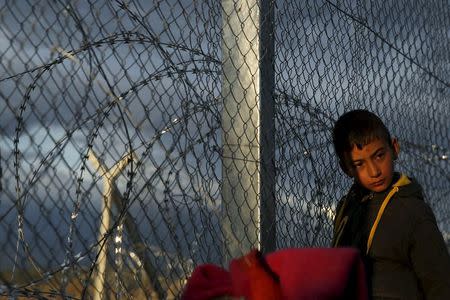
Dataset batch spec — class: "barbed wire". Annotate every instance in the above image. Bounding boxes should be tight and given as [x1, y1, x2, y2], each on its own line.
[0, 0, 448, 299]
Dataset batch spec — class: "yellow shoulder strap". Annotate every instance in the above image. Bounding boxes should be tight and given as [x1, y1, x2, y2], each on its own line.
[366, 174, 411, 254]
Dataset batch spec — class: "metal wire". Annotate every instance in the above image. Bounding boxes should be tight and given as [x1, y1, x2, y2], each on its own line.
[0, 0, 448, 298]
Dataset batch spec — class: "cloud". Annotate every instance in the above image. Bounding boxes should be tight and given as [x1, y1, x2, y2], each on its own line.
[1, 0, 449, 286]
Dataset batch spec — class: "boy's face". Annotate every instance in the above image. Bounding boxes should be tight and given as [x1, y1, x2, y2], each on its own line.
[344, 138, 399, 192]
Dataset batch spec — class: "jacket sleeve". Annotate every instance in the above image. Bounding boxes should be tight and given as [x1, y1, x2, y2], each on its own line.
[331, 198, 346, 247]
[409, 201, 450, 300]
[333, 199, 345, 229]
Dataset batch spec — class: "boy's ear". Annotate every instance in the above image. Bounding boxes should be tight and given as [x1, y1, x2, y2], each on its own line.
[392, 138, 400, 160]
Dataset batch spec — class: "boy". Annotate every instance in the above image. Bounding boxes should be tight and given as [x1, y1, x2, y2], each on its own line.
[331, 109, 450, 299]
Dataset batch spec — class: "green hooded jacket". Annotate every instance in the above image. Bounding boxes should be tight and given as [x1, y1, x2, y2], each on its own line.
[333, 173, 450, 299]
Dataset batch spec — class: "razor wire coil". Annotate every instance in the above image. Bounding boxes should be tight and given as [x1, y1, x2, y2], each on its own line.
[0, 0, 449, 299]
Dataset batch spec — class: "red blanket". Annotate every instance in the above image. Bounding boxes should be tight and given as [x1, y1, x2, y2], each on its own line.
[182, 248, 368, 300]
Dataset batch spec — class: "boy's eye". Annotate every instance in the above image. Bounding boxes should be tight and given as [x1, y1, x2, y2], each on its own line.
[353, 162, 363, 168]
[376, 152, 385, 160]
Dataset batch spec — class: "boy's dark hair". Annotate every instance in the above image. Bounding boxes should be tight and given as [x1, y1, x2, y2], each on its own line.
[332, 109, 392, 163]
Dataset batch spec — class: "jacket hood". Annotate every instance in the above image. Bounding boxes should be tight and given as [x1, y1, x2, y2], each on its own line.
[395, 175, 423, 198]
[366, 173, 423, 200]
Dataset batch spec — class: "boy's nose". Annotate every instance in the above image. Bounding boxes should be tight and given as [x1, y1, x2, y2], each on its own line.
[367, 162, 381, 177]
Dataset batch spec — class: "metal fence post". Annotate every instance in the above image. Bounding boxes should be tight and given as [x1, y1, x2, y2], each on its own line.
[259, 0, 276, 255]
[221, 0, 276, 263]
[88, 150, 134, 300]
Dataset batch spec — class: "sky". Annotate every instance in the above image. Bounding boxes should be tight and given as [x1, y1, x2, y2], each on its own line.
[0, 0, 449, 293]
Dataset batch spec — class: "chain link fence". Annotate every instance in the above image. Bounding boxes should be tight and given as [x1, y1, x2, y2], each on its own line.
[0, 0, 449, 298]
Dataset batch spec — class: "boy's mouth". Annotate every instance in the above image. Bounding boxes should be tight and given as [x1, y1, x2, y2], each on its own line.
[371, 179, 385, 187]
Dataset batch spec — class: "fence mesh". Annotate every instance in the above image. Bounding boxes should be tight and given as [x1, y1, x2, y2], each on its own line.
[0, 0, 449, 299]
